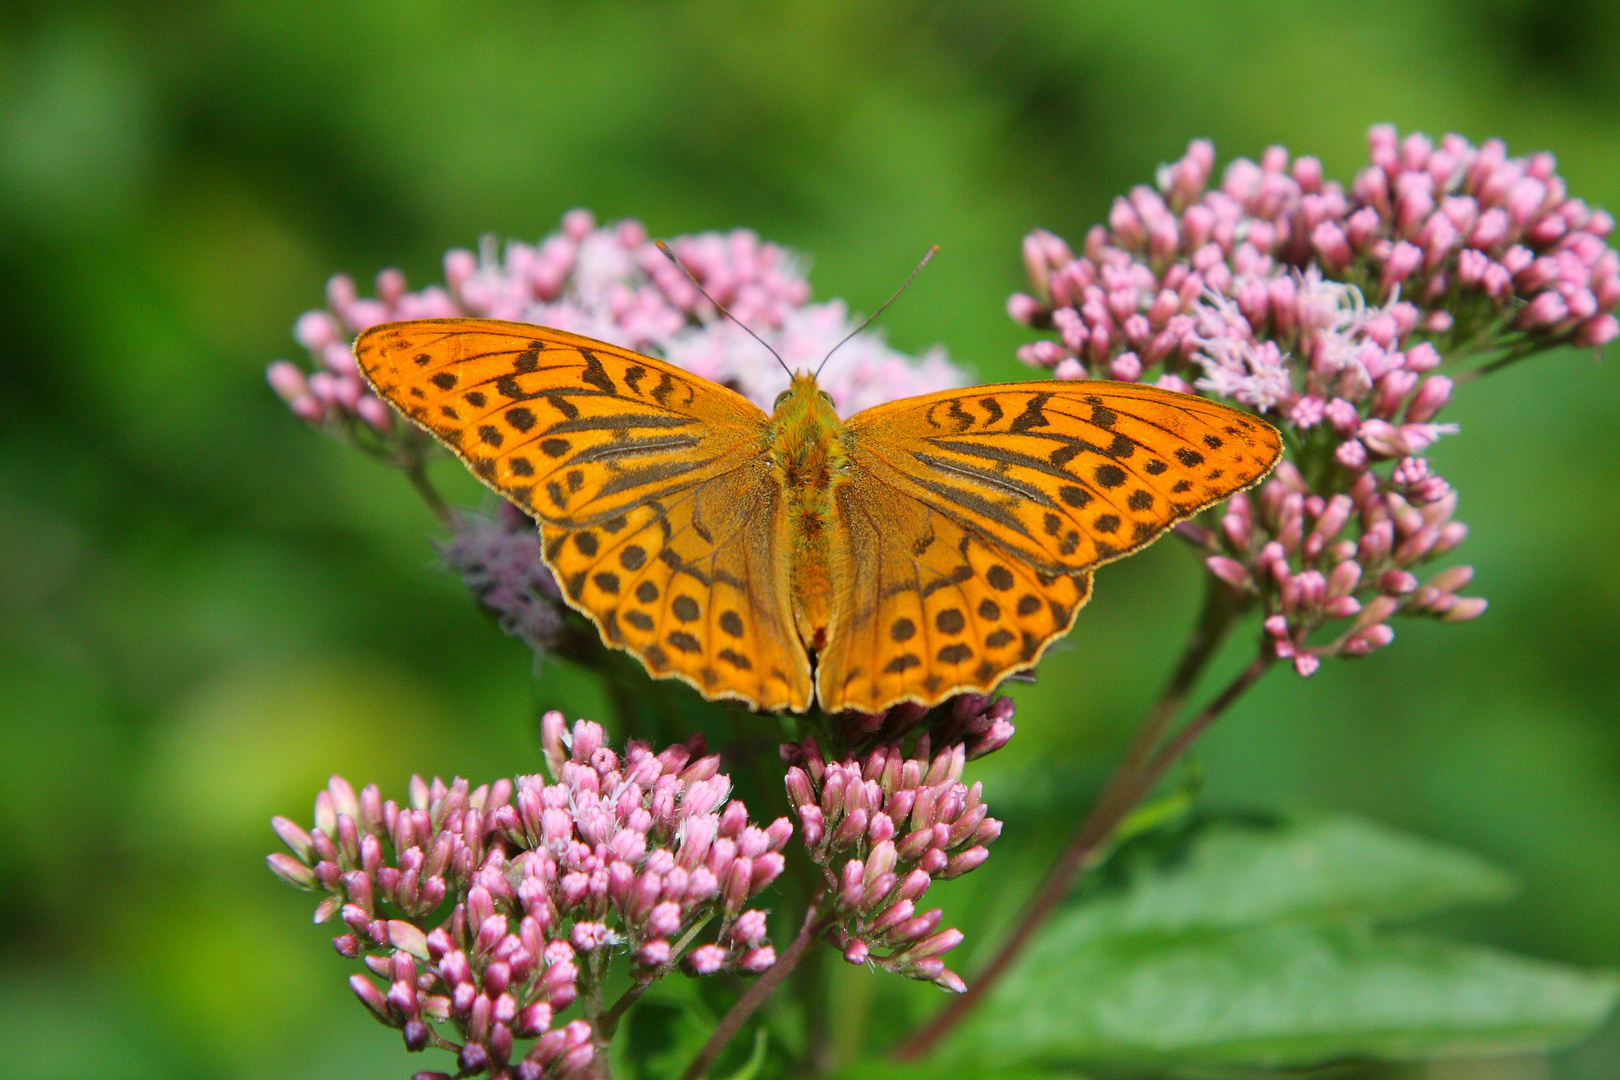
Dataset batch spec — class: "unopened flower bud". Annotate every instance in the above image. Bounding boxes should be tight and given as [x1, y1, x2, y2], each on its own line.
[687, 944, 727, 975]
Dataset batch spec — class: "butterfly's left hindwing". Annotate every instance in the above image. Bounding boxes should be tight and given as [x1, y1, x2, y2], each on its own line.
[357, 319, 812, 711]
[540, 463, 811, 712]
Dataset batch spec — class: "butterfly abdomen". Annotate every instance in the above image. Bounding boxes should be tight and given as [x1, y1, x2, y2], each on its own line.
[767, 374, 852, 655]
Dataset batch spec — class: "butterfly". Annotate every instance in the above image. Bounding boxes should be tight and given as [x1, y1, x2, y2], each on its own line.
[356, 319, 1281, 714]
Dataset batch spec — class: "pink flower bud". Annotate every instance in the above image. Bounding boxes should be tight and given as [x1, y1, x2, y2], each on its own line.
[1470, 208, 1509, 250]
[1205, 556, 1253, 589]
[515, 1001, 553, 1037]
[267, 853, 316, 888]
[1442, 597, 1489, 622]
[1342, 623, 1395, 656]
[1110, 197, 1146, 249]
[896, 869, 933, 905]
[686, 944, 726, 976]
[1574, 313, 1619, 347]
[942, 846, 989, 878]
[1346, 206, 1382, 250]
[1109, 351, 1143, 381]
[1312, 221, 1352, 271]
[635, 939, 672, 968]
[1381, 241, 1423, 295]
[901, 927, 966, 964]
[1335, 439, 1369, 470]
[751, 851, 785, 893]
[350, 973, 393, 1024]
[738, 946, 776, 973]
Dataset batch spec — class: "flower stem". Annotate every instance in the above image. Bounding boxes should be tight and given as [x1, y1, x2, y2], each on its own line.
[680, 892, 827, 1080]
[895, 589, 1265, 1063]
[598, 916, 715, 1041]
[403, 454, 454, 525]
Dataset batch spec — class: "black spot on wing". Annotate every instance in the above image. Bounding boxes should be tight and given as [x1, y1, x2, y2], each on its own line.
[578, 350, 617, 394]
[1007, 394, 1052, 433]
[1095, 464, 1126, 488]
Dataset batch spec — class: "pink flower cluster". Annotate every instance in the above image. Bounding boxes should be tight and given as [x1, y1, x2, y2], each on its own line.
[1204, 463, 1481, 674]
[1010, 126, 1615, 674]
[781, 695, 1016, 992]
[439, 503, 567, 655]
[1011, 126, 1616, 386]
[266, 208, 963, 435]
[267, 714, 790, 1080]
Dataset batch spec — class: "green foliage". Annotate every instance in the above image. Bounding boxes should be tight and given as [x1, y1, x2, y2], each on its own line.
[950, 814, 1619, 1073]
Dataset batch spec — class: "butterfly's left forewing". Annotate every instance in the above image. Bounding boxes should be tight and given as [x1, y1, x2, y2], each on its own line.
[357, 319, 813, 711]
[357, 320, 764, 525]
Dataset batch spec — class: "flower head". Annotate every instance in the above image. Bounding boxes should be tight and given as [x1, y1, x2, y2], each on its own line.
[780, 694, 1016, 992]
[439, 503, 566, 655]
[269, 714, 791, 1079]
[270, 209, 964, 430]
[1010, 127, 1610, 674]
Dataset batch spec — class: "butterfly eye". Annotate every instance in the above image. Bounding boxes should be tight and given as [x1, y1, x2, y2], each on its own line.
[819, 390, 834, 404]
[774, 390, 792, 408]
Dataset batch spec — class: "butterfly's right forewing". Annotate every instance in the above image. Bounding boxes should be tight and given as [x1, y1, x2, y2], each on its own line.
[847, 382, 1282, 573]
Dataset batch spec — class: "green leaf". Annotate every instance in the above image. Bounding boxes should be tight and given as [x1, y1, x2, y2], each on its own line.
[969, 920, 1618, 1069]
[1065, 812, 1518, 936]
[950, 813, 1618, 1072]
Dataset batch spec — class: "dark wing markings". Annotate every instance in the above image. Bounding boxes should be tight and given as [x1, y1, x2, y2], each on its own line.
[908, 450, 1057, 508]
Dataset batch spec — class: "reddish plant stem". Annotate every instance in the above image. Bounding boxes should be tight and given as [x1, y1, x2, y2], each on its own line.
[680, 891, 827, 1080]
[895, 626, 1271, 1063]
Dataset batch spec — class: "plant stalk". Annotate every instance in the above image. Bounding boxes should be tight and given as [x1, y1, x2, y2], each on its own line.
[680, 892, 827, 1080]
[894, 592, 1266, 1063]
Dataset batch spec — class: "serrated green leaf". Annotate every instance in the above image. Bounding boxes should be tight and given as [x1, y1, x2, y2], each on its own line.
[946, 814, 1617, 1072]
[1069, 813, 1517, 937]
[966, 921, 1618, 1069]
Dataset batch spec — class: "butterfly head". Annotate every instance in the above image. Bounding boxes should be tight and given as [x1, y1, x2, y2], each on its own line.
[771, 371, 839, 425]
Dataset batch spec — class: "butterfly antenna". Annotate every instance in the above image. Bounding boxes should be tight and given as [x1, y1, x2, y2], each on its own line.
[654, 239, 792, 377]
[815, 244, 938, 378]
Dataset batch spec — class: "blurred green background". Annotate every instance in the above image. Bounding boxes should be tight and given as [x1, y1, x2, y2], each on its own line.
[1, 1, 1617, 1077]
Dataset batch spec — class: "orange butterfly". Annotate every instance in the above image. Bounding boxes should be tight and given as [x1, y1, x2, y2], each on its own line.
[356, 319, 1281, 714]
